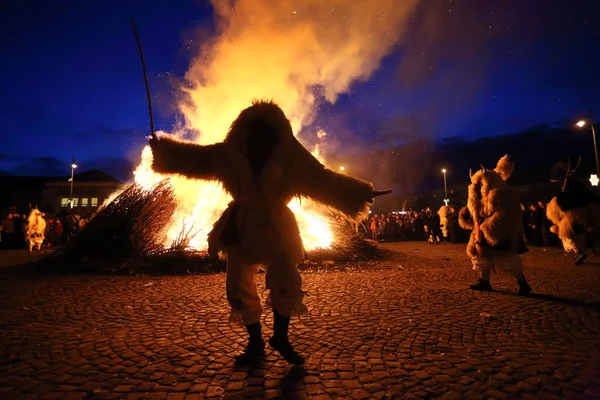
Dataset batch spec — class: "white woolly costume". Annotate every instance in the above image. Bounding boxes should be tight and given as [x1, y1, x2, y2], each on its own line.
[546, 181, 600, 264]
[458, 155, 531, 294]
[25, 209, 46, 252]
[438, 205, 450, 240]
[150, 101, 379, 325]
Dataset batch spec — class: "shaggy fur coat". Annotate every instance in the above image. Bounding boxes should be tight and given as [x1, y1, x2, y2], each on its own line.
[150, 100, 375, 264]
[438, 205, 450, 237]
[25, 209, 46, 251]
[546, 181, 600, 251]
[458, 155, 526, 259]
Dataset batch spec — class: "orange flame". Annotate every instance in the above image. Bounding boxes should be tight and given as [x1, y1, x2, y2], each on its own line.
[132, 140, 334, 251]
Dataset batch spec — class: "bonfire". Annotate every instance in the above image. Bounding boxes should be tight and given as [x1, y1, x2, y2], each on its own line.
[42, 14, 394, 273]
[51, 172, 383, 273]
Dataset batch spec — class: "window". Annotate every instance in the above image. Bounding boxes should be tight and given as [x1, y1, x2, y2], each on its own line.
[72, 198, 79, 207]
[61, 198, 69, 207]
[81, 198, 88, 207]
[91, 198, 98, 207]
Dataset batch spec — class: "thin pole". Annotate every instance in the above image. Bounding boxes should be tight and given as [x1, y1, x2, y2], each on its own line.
[70, 157, 75, 208]
[590, 109, 599, 178]
[443, 171, 448, 202]
[130, 19, 156, 140]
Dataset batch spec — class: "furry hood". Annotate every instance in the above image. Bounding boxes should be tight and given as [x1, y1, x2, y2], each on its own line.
[494, 154, 515, 181]
[224, 100, 295, 152]
[468, 154, 515, 200]
[556, 180, 600, 211]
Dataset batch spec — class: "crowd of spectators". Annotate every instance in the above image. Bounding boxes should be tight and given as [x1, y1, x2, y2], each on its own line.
[366, 200, 563, 249]
[0, 205, 91, 250]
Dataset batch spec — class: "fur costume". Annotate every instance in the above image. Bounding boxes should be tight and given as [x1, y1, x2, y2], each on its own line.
[150, 100, 387, 365]
[458, 155, 532, 294]
[546, 180, 600, 264]
[438, 205, 450, 240]
[25, 209, 46, 252]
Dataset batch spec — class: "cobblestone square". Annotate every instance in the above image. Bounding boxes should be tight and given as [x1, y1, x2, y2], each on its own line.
[0, 242, 599, 399]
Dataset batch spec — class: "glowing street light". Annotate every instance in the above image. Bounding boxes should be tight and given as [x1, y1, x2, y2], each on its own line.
[590, 174, 599, 187]
[69, 157, 77, 208]
[442, 168, 449, 205]
[339, 166, 345, 172]
[576, 109, 599, 180]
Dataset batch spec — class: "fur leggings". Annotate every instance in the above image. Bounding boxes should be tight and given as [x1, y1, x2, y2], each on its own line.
[471, 253, 524, 280]
[226, 252, 305, 326]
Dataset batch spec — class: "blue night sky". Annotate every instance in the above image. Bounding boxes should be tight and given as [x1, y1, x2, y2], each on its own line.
[1, 0, 599, 181]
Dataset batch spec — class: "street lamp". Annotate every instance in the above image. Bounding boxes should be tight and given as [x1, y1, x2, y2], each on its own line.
[70, 157, 77, 208]
[442, 168, 448, 205]
[576, 109, 599, 180]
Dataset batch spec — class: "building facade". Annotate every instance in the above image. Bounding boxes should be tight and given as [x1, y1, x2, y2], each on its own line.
[0, 169, 125, 217]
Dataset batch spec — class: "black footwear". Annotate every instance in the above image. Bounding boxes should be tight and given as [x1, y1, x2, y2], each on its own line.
[575, 252, 587, 266]
[269, 336, 305, 365]
[469, 278, 492, 291]
[517, 281, 532, 296]
[271, 309, 305, 365]
[234, 322, 265, 366]
[234, 340, 265, 366]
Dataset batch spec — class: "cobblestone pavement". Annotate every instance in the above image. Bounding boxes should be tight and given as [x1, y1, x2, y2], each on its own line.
[1, 243, 599, 399]
[0, 249, 51, 267]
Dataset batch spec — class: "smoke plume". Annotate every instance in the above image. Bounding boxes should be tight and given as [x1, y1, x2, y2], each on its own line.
[177, 0, 420, 143]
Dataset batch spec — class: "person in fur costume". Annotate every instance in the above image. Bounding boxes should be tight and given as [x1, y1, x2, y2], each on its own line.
[546, 180, 600, 265]
[25, 209, 46, 252]
[438, 204, 450, 242]
[150, 100, 390, 366]
[458, 155, 532, 295]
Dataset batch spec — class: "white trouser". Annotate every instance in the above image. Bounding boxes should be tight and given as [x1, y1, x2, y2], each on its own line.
[440, 219, 449, 238]
[226, 252, 305, 326]
[471, 253, 524, 280]
[561, 235, 586, 254]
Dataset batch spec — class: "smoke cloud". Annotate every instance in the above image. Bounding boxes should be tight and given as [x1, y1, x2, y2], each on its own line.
[176, 0, 420, 144]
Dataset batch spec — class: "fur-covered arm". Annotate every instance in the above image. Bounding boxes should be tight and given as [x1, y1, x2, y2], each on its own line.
[479, 189, 519, 246]
[150, 135, 227, 181]
[458, 206, 474, 230]
[291, 142, 374, 219]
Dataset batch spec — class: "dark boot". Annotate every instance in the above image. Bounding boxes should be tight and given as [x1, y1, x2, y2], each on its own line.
[234, 322, 265, 366]
[269, 309, 304, 365]
[469, 278, 492, 291]
[515, 272, 532, 296]
[575, 251, 587, 266]
[517, 279, 532, 296]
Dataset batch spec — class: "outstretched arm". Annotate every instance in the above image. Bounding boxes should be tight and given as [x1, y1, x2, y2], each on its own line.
[150, 135, 227, 182]
[290, 141, 387, 219]
[458, 206, 474, 230]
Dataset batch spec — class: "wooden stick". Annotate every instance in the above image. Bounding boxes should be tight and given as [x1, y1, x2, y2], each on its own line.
[130, 19, 156, 140]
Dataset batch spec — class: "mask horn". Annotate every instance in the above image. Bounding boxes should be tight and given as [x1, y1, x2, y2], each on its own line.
[480, 164, 487, 173]
[469, 168, 472, 178]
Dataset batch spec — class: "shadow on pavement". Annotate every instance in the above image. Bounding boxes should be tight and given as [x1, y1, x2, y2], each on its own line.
[491, 288, 600, 309]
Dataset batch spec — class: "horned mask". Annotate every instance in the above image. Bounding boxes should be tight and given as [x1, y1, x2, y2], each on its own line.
[467, 154, 515, 202]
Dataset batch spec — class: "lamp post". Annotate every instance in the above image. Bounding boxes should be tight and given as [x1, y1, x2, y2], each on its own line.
[70, 157, 78, 208]
[576, 109, 599, 180]
[442, 168, 448, 205]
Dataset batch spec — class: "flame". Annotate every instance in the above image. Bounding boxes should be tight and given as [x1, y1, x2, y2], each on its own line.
[132, 140, 333, 251]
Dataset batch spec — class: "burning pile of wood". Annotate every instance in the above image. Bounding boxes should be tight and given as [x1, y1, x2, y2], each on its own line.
[42, 181, 386, 274]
